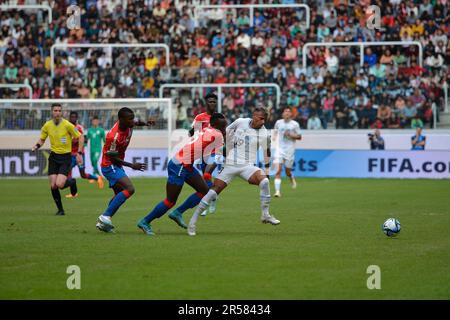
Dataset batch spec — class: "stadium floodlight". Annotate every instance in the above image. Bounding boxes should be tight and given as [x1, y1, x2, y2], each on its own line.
[159, 83, 282, 112]
[302, 41, 423, 68]
[0, 84, 33, 100]
[50, 43, 170, 78]
[194, 3, 310, 29]
[0, 98, 174, 154]
[0, 4, 52, 24]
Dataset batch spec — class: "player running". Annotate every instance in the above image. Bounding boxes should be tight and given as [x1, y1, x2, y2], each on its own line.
[188, 107, 280, 236]
[66, 111, 104, 197]
[137, 113, 227, 236]
[86, 115, 106, 178]
[168, 92, 219, 222]
[31, 103, 83, 215]
[96, 107, 154, 233]
[273, 107, 302, 197]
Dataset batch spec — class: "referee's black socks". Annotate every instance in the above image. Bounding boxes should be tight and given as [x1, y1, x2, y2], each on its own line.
[51, 188, 63, 212]
[62, 178, 78, 196]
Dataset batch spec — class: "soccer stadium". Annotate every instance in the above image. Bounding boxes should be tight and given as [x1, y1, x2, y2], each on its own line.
[0, 0, 449, 302]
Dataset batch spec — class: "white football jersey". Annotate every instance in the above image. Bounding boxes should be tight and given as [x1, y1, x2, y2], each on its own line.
[274, 119, 301, 155]
[225, 118, 271, 166]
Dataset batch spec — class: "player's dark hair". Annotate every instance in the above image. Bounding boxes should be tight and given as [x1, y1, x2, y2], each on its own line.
[51, 103, 62, 110]
[118, 107, 134, 119]
[254, 107, 268, 117]
[282, 106, 292, 113]
[93, 115, 99, 120]
[205, 92, 218, 101]
[209, 112, 225, 127]
[70, 111, 78, 117]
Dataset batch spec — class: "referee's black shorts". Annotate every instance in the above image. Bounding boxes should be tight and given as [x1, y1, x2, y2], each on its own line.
[48, 152, 72, 176]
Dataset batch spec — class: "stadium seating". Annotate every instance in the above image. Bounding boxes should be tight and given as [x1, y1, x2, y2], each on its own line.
[0, 0, 448, 130]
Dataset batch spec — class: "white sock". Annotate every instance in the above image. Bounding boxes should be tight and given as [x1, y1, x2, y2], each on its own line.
[190, 189, 217, 225]
[259, 178, 271, 216]
[274, 178, 281, 193]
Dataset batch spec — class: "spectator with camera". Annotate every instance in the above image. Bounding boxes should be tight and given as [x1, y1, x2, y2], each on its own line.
[369, 129, 385, 150]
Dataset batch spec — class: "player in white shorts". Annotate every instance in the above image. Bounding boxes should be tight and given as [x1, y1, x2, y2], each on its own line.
[188, 107, 280, 236]
[273, 107, 302, 197]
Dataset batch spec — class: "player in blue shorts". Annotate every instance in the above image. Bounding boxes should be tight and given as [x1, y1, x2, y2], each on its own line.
[137, 113, 227, 236]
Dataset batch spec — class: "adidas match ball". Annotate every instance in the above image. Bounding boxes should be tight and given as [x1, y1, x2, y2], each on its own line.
[382, 218, 401, 237]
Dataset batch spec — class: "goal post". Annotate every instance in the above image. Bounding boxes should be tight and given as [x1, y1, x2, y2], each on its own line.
[0, 98, 175, 177]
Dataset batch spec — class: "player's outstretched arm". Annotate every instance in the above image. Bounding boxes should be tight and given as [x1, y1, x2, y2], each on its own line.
[31, 138, 46, 152]
[134, 118, 156, 127]
[106, 151, 147, 171]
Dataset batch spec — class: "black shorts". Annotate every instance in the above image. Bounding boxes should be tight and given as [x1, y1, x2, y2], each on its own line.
[48, 152, 72, 176]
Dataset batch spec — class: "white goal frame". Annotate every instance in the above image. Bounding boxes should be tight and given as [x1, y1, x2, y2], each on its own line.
[302, 41, 423, 68]
[0, 98, 173, 153]
[0, 84, 33, 100]
[0, 4, 52, 24]
[50, 43, 171, 78]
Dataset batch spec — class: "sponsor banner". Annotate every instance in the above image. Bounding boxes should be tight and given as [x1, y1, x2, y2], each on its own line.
[287, 150, 450, 179]
[0, 149, 49, 176]
[1, 149, 450, 179]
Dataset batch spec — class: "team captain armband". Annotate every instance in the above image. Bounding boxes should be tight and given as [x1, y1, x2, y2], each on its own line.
[106, 150, 119, 157]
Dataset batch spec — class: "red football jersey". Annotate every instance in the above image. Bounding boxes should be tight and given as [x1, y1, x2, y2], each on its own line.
[71, 123, 84, 155]
[175, 126, 223, 168]
[192, 112, 211, 131]
[101, 121, 133, 167]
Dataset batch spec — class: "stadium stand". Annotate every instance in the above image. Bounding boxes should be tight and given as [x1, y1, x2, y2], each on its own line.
[0, 0, 448, 129]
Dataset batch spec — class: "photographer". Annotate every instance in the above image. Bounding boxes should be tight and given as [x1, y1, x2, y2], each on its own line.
[368, 129, 385, 150]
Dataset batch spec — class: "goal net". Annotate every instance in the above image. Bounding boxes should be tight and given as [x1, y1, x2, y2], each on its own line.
[0, 98, 177, 177]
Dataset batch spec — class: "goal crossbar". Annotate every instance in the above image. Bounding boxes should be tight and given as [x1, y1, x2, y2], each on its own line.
[0, 4, 52, 24]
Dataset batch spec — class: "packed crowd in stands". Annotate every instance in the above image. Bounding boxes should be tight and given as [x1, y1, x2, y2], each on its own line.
[0, 0, 449, 130]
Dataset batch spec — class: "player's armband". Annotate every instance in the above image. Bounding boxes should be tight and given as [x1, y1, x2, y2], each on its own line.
[106, 150, 119, 157]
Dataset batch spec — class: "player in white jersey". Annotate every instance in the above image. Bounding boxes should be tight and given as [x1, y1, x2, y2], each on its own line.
[187, 108, 280, 236]
[273, 107, 302, 197]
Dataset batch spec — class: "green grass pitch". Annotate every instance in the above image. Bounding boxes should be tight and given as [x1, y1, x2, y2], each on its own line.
[0, 177, 449, 299]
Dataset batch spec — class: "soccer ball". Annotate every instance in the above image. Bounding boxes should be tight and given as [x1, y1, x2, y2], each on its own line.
[382, 218, 401, 237]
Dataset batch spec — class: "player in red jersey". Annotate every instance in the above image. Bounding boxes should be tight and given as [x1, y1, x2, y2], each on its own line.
[65, 112, 104, 198]
[189, 92, 218, 135]
[96, 107, 155, 233]
[137, 113, 227, 235]
[168, 92, 220, 220]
